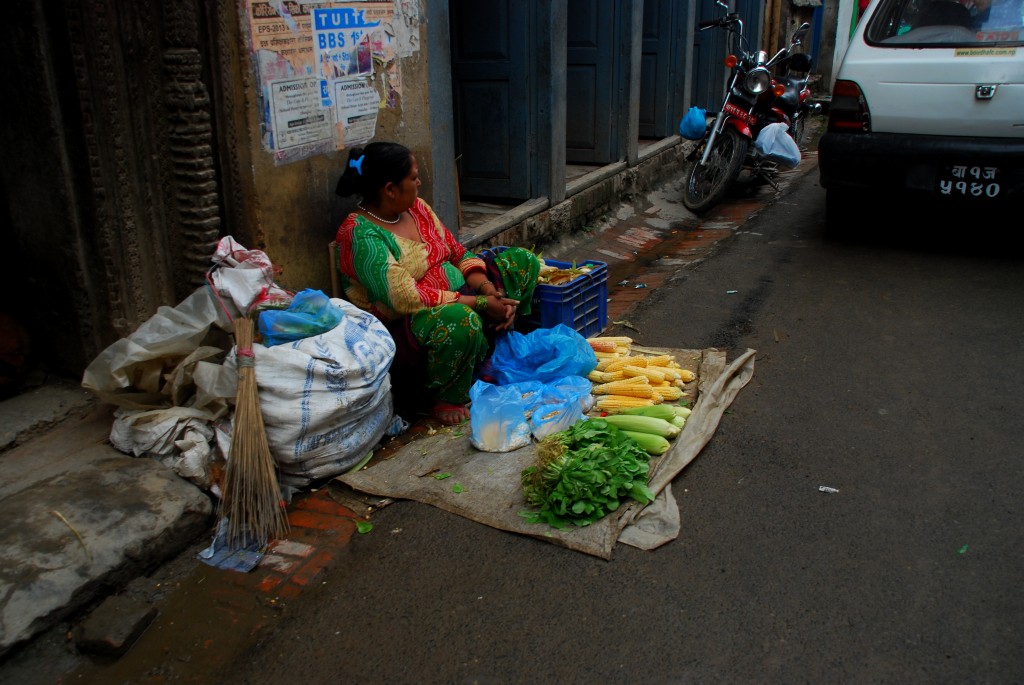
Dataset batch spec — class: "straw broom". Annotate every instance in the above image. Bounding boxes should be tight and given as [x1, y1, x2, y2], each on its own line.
[222, 317, 289, 547]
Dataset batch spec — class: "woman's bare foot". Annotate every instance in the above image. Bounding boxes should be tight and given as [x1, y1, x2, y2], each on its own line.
[431, 402, 470, 425]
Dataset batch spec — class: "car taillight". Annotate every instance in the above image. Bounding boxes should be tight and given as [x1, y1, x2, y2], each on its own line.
[827, 80, 871, 134]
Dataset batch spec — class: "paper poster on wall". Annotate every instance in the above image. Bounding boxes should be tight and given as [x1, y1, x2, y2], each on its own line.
[269, 77, 333, 150]
[245, 1, 418, 162]
[311, 3, 392, 106]
[249, 2, 318, 78]
[334, 78, 378, 148]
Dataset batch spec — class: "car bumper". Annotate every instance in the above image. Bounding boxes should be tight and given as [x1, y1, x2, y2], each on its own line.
[818, 132, 1024, 202]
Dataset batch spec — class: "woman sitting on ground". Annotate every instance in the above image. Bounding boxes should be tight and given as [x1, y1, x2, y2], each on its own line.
[334, 141, 540, 425]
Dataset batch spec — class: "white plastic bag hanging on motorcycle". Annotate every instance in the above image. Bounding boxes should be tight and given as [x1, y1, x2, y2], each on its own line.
[682, 0, 818, 214]
[755, 123, 802, 168]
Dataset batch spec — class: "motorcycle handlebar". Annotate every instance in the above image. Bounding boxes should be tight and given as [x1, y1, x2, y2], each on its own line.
[698, 13, 739, 30]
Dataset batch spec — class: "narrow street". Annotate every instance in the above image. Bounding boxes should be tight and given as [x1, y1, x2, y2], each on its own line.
[5, 142, 1024, 683]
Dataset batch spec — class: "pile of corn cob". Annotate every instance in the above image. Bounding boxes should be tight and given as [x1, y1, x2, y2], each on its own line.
[585, 336, 697, 414]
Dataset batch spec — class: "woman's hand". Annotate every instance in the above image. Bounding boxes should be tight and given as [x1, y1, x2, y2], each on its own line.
[484, 295, 519, 331]
[474, 278, 505, 299]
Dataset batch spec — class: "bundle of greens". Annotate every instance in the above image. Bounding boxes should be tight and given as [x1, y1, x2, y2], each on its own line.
[520, 418, 656, 529]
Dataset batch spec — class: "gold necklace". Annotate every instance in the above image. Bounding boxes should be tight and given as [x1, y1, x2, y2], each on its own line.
[358, 204, 402, 225]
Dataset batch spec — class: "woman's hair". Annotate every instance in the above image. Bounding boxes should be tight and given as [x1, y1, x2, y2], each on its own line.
[335, 142, 413, 200]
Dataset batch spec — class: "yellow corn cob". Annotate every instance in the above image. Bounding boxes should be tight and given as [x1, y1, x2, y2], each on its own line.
[677, 369, 697, 383]
[590, 336, 633, 345]
[587, 370, 623, 384]
[592, 380, 653, 397]
[643, 355, 674, 367]
[652, 385, 684, 401]
[622, 364, 667, 384]
[598, 374, 649, 387]
[587, 338, 618, 353]
[595, 395, 656, 413]
[604, 356, 643, 372]
[661, 368, 682, 381]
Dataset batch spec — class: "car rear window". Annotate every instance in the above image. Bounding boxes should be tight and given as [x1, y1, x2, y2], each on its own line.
[866, 0, 1024, 46]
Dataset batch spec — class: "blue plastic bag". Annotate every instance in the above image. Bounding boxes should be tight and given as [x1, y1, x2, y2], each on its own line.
[679, 106, 708, 140]
[489, 324, 598, 386]
[468, 376, 590, 450]
[526, 378, 587, 440]
[468, 380, 532, 452]
[754, 122, 801, 168]
[258, 289, 344, 347]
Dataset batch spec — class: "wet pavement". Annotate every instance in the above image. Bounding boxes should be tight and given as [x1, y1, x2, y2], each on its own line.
[0, 145, 820, 684]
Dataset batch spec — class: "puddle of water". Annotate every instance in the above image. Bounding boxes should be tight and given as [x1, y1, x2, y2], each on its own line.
[69, 564, 279, 684]
[607, 226, 733, 287]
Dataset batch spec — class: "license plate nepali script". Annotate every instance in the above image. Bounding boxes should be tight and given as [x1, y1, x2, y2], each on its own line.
[937, 164, 1000, 198]
[723, 102, 756, 125]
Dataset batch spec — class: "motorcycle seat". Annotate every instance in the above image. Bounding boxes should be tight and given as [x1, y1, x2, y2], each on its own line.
[775, 77, 806, 111]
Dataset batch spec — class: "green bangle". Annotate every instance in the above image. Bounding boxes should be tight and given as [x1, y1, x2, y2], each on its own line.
[474, 295, 488, 313]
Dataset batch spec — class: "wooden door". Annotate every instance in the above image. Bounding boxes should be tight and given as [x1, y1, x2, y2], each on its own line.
[565, 0, 620, 164]
[639, 0, 687, 138]
[450, 0, 531, 200]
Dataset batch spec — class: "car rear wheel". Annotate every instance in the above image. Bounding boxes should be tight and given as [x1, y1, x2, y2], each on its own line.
[824, 189, 857, 238]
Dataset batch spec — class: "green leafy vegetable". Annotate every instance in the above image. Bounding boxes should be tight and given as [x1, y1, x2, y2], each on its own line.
[452, 483, 465, 493]
[519, 418, 655, 529]
[433, 472, 452, 480]
[356, 521, 373, 534]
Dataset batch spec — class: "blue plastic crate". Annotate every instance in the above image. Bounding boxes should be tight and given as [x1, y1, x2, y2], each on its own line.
[519, 257, 609, 338]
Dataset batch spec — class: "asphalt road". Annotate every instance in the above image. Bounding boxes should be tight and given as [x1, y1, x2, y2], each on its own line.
[6, 153, 1020, 684]
[214, 174, 1024, 683]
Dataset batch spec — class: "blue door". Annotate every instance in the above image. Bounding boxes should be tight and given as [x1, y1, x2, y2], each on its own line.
[450, 0, 531, 200]
[639, 0, 688, 138]
[691, 0, 732, 111]
[566, 0, 620, 164]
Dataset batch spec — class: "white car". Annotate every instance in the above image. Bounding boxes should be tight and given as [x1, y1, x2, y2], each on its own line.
[818, 0, 1024, 226]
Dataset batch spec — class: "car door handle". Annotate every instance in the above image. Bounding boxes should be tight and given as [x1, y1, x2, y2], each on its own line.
[976, 85, 998, 100]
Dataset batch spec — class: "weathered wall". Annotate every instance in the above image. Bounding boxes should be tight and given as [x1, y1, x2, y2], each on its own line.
[223, 1, 437, 296]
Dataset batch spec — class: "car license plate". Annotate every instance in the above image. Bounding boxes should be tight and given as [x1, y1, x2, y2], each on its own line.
[936, 164, 1001, 199]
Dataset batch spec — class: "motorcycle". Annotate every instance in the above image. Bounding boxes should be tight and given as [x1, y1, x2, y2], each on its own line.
[682, 2, 818, 213]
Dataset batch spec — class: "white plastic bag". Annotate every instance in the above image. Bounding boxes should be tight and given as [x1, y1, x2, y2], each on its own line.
[754, 122, 801, 168]
[109, 406, 219, 488]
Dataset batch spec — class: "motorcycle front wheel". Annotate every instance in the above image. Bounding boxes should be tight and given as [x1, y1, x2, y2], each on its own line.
[682, 127, 748, 214]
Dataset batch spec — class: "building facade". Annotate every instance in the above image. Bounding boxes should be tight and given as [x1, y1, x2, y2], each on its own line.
[1, 0, 838, 385]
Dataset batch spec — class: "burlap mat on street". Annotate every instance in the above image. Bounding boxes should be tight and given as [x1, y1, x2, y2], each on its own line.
[337, 348, 756, 559]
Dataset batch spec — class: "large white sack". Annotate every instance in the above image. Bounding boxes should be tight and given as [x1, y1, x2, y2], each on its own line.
[236, 298, 397, 487]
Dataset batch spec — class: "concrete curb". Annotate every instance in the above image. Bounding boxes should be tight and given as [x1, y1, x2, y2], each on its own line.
[0, 404, 213, 657]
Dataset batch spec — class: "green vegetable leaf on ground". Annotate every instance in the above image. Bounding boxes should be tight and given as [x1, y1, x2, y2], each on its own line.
[520, 418, 655, 529]
[433, 472, 452, 480]
[356, 521, 373, 534]
[452, 483, 465, 493]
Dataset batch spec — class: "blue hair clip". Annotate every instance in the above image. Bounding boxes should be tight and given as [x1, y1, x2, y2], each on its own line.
[349, 154, 365, 176]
